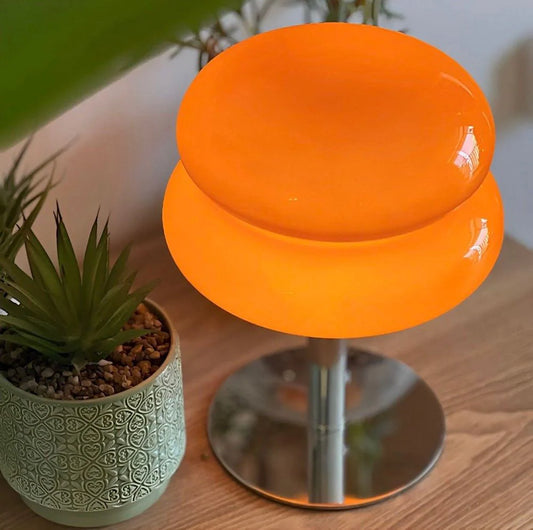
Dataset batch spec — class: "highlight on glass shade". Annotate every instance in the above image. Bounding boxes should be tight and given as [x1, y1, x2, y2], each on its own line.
[163, 23, 504, 338]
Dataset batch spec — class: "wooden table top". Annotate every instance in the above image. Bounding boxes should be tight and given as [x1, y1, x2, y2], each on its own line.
[1, 235, 532, 530]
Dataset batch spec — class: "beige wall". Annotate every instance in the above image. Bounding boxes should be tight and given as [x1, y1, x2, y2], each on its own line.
[0, 0, 532, 261]
[0, 48, 199, 259]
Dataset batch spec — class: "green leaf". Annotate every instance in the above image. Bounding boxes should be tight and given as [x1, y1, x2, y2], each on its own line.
[89, 220, 111, 320]
[24, 231, 74, 324]
[99, 281, 157, 337]
[0, 314, 59, 341]
[5, 177, 53, 261]
[94, 279, 136, 327]
[1, 203, 157, 366]
[0, 332, 67, 363]
[80, 214, 99, 315]
[0, 259, 57, 318]
[3, 137, 32, 189]
[54, 207, 83, 312]
[0, 138, 62, 262]
[0, 0, 242, 147]
[106, 244, 132, 290]
[0, 288, 52, 327]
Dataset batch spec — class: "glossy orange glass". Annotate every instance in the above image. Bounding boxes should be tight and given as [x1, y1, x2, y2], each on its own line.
[164, 163, 502, 337]
[163, 23, 504, 338]
[177, 24, 495, 241]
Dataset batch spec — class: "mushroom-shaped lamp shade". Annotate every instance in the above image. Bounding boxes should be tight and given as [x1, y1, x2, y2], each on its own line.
[163, 23, 504, 339]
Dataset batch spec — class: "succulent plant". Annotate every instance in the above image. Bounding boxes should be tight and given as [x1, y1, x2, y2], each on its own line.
[0, 138, 60, 267]
[0, 206, 156, 369]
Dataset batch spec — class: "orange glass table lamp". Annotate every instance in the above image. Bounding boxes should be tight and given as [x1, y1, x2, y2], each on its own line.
[163, 23, 503, 508]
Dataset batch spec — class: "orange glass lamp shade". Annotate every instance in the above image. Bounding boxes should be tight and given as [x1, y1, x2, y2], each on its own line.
[163, 23, 504, 339]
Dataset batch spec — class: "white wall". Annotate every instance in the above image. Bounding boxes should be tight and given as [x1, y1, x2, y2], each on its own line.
[392, 0, 533, 248]
[0, 47, 199, 259]
[0, 0, 532, 257]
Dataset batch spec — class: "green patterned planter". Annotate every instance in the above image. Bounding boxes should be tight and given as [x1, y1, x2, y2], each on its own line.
[0, 300, 185, 527]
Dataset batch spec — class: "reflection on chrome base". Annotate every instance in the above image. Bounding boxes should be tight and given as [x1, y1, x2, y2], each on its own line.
[207, 341, 445, 509]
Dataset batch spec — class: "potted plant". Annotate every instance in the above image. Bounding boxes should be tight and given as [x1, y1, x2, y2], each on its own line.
[0, 206, 185, 527]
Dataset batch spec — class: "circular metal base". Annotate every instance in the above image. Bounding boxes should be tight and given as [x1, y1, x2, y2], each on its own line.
[207, 347, 445, 509]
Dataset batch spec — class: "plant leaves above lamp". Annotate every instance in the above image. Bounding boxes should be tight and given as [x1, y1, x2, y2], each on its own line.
[0, 0, 243, 147]
[173, 0, 403, 69]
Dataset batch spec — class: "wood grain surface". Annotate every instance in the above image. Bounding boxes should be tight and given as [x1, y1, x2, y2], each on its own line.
[0, 235, 532, 530]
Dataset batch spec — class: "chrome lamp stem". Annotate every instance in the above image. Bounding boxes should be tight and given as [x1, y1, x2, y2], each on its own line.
[307, 338, 348, 504]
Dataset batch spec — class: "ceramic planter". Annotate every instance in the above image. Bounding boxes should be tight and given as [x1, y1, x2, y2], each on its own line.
[0, 300, 185, 527]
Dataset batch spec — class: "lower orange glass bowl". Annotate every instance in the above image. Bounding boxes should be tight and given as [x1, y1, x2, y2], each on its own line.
[163, 162, 503, 338]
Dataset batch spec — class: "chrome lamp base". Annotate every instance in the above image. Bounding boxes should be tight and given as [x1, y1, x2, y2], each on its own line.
[207, 339, 445, 509]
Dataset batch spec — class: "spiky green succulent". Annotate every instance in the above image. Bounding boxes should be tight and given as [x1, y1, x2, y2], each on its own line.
[0, 206, 156, 368]
[0, 138, 60, 266]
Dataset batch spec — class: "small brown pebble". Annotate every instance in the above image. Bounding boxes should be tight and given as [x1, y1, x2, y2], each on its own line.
[97, 359, 112, 366]
[137, 360, 152, 376]
[99, 384, 114, 395]
[1, 303, 170, 400]
[130, 344, 143, 356]
[120, 353, 133, 367]
[20, 380, 37, 392]
[110, 351, 121, 363]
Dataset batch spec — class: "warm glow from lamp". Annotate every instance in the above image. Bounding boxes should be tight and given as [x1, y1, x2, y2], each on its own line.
[163, 23, 503, 338]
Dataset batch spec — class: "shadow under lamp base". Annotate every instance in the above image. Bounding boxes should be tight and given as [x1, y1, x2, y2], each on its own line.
[207, 339, 444, 509]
